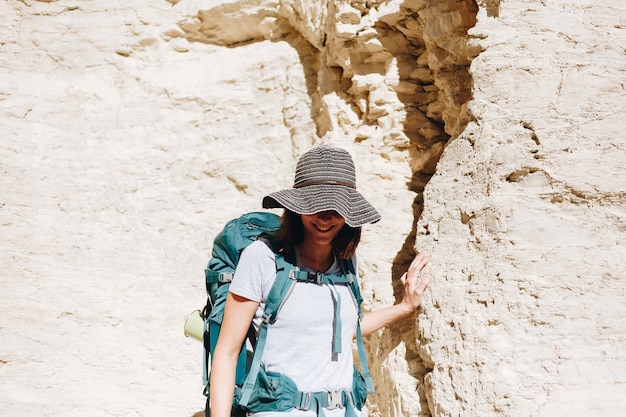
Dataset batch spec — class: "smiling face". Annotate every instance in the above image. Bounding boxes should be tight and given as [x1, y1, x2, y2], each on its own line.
[300, 210, 346, 248]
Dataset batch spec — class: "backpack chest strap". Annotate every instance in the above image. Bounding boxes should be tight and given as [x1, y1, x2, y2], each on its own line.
[288, 269, 355, 285]
[277, 256, 355, 356]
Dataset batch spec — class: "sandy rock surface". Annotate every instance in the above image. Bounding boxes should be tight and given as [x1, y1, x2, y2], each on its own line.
[1, 1, 625, 417]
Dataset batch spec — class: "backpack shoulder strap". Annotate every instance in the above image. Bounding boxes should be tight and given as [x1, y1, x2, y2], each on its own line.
[341, 257, 375, 393]
[239, 250, 297, 407]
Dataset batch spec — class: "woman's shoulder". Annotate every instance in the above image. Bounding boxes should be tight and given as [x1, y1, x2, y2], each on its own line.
[241, 239, 276, 258]
[236, 239, 277, 276]
[231, 239, 278, 299]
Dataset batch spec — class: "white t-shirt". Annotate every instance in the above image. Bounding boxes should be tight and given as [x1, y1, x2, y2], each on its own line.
[229, 240, 361, 417]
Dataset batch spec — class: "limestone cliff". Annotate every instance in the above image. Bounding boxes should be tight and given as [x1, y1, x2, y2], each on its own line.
[1, 1, 624, 417]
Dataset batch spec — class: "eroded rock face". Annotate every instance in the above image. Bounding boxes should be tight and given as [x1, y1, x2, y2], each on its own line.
[168, 4, 479, 414]
[416, 0, 626, 413]
[1, 1, 624, 417]
[169, 0, 479, 179]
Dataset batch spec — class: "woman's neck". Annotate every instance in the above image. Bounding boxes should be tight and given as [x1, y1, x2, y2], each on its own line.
[297, 240, 334, 272]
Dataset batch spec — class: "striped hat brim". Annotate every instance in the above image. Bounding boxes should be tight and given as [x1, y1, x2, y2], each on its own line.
[262, 184, 381, 228]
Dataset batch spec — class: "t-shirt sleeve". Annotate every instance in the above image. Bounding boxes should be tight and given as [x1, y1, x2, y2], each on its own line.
[229, 240, 277, 302]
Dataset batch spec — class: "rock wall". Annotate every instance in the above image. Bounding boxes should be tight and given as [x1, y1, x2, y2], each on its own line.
[1, 1, 624, 417]
[417, 1, 626, 415]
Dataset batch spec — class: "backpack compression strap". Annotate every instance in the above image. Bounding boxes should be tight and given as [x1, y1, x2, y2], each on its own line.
[205, 271, 234, 283]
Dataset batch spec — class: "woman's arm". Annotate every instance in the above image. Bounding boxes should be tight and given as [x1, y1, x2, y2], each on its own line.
[209, 292, 259, 417]
[360, 253, 432, 336]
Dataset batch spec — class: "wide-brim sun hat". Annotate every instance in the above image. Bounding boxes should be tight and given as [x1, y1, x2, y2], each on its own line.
[262, 145, 381, 227]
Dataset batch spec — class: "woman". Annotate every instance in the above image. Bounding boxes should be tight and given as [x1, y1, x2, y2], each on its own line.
[210, 145, 432, 417]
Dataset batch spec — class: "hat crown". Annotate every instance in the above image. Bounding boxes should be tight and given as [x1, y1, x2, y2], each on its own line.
[293, 145, 356, 188]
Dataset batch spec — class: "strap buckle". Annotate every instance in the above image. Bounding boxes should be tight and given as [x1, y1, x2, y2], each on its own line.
[307, 272, 324, 284]
[218, 272, 233, 283]
[296, 390, 346, 411]
[327, 390, 344, 410]
[205, 271, 234, 283]
[297, 392, 311, 410]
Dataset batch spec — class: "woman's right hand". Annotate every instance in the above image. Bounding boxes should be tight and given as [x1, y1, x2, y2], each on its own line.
[398, 253, 432, 313]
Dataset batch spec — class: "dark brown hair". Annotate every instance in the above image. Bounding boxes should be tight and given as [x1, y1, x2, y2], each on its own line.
[272, 210, 361, 260]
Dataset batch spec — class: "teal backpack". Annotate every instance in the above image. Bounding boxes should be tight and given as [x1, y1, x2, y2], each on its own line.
[201, 211, 374, 417]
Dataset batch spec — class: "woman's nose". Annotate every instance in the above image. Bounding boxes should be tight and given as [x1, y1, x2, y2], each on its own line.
[316, 210, 339, 221]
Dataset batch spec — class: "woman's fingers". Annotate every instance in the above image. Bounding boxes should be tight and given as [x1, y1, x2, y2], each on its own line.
[410, 253, 429, 271]
[406, 253, 429, 281]
[405, 253, 431, 302]
[416, 273, 432, 292]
